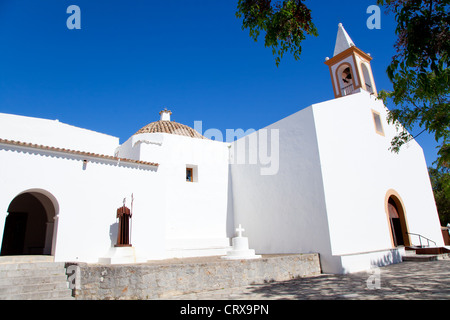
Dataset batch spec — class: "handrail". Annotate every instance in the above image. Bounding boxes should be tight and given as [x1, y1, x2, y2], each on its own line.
[406, 232, 436, 247]
[341, 83, 354, 96]
[364, 83, 374, 94]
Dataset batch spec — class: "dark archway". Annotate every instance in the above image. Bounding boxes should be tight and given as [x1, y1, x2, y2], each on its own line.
[386, 194, 410, 247]
[1, 191, 57, 256]
[336, 63, 355, 97]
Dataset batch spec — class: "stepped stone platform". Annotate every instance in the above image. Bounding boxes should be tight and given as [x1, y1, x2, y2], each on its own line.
[403, 247, 450, 262]
[0, 256, 74, 300]
[68, 253, 321, 300]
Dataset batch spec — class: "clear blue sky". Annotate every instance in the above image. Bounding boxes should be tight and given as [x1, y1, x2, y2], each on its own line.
[0, 0, 440, 167]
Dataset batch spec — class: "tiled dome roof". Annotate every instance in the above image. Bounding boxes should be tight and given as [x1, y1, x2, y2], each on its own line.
[134, 109, 206, 139]
[134, 120, 206, 139]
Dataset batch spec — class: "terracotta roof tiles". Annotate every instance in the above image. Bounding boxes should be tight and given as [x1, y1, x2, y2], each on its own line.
[0, 138, 158, 167]
[134, 120, 206, 139]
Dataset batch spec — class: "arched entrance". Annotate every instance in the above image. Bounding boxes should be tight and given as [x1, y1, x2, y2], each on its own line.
[385, 190, 410, 247]
[1, 190, 58, 256]
[336, 63, 355, 96]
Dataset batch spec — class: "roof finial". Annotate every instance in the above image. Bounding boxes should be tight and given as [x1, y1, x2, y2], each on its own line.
[159, 108, 172, 121]
[333, 23, 355, 57]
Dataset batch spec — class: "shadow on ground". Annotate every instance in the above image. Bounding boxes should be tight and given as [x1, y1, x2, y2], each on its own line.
[237, 261, 450, 300]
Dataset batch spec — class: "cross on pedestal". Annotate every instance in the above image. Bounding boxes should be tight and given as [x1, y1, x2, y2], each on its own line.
[236, 224, 245, 237]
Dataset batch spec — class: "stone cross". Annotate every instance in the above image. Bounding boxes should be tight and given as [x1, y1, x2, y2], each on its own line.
[236, 224, 245, 237]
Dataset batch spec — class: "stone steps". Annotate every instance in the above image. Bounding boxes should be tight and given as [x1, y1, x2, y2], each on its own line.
[0, 289, 75, 300]
[403, 253, 450, 261]
[0, 274, 68, 286]
[403, 247, 450, 262]
[0, 260, 74, 300]
[0, 255, 54, 264]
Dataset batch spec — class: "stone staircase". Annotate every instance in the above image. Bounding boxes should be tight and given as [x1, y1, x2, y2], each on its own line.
[403, 246, 450, 262]
[0, 257, 74, 300]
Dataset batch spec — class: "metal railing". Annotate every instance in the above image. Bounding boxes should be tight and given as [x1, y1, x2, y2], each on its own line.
[406, 232, 436, 247]
[341, 84, 354, 96]
[365, 83, 374, 94]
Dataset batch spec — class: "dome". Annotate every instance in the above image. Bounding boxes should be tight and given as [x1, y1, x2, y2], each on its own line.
[133, 109, 206, 139]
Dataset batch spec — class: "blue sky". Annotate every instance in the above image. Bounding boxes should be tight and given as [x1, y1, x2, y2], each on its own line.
[0, 0, 441, 167]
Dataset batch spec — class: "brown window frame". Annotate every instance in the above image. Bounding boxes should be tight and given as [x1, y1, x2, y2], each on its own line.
[371, 110, 385, 136]
[186, 167, 193, 182]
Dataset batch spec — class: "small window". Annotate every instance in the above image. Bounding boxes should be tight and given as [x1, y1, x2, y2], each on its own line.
[372, 110, 384, 136]
[186, 168, 193, 182]
[186, 165, 198, 182]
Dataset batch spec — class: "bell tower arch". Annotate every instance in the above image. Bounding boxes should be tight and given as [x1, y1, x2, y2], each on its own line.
[325, 23, 377, 98]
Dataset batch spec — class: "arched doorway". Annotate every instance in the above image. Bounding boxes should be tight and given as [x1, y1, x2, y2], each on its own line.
[385, 191, 410, 247]
[1, 191, 58, 256]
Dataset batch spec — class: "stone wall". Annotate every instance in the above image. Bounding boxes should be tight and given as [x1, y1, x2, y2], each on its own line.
[67, 254, 321, 300]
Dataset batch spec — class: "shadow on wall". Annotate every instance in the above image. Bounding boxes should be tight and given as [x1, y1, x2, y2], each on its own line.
[226, 164, 235, 239]
[109, 222, 118, 247]
[337, 249, 404, 274]
[369, 249, 403, 268]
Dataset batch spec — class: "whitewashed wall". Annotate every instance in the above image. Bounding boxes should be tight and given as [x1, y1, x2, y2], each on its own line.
[119, 132, 231, 257]
[0, 113, 119, 156]
[0, 95, 442, 271]
[313, 91, 443, 257]
[229, 91, 443, 273]
[229, 107, 339, 271]
[0, 146, 165, 263]
[0, 113, 166, 263]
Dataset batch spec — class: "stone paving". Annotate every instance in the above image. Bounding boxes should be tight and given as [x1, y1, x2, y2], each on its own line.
[165, 260, 450, 300]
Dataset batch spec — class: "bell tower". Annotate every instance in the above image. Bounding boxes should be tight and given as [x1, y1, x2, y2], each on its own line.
[325, 23, 377, 99]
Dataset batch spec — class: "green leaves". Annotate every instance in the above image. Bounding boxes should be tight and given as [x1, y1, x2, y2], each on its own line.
[428, 165, 450, 225]
[377, 0, 450, 169]
[236, 0, 318, 66]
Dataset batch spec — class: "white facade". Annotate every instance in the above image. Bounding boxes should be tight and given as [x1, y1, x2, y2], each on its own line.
[0, 24, 444, 273]
[0, 113, 164, 262]
[229, 90, 443, 273]
[117, 127, 231, 257]
[0, 111, 231, 263]
[0, 112, 118, 156]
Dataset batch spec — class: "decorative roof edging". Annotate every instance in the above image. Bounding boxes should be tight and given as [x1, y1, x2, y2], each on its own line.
[0, 138, 159, 168]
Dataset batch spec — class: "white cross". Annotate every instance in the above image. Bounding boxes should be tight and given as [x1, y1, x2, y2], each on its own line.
[236, 224, 245, 237]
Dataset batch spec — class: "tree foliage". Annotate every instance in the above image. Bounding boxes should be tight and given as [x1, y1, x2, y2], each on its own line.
[236, 1, 448, 168]
[429, 165, 450, 225]
[376, 0, 450, 169]
[236, 0, 318, 66]
[236, 0, 450, 217]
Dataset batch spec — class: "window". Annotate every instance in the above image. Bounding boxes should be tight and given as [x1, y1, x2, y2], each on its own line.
[372, 110, 384, 136]
[362, 63, 374, 94]
[186, 165, 198, 182]
[186, 168, 193, 182]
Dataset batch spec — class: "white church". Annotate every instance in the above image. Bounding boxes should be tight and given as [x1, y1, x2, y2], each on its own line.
[0, 24, 444, 274]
